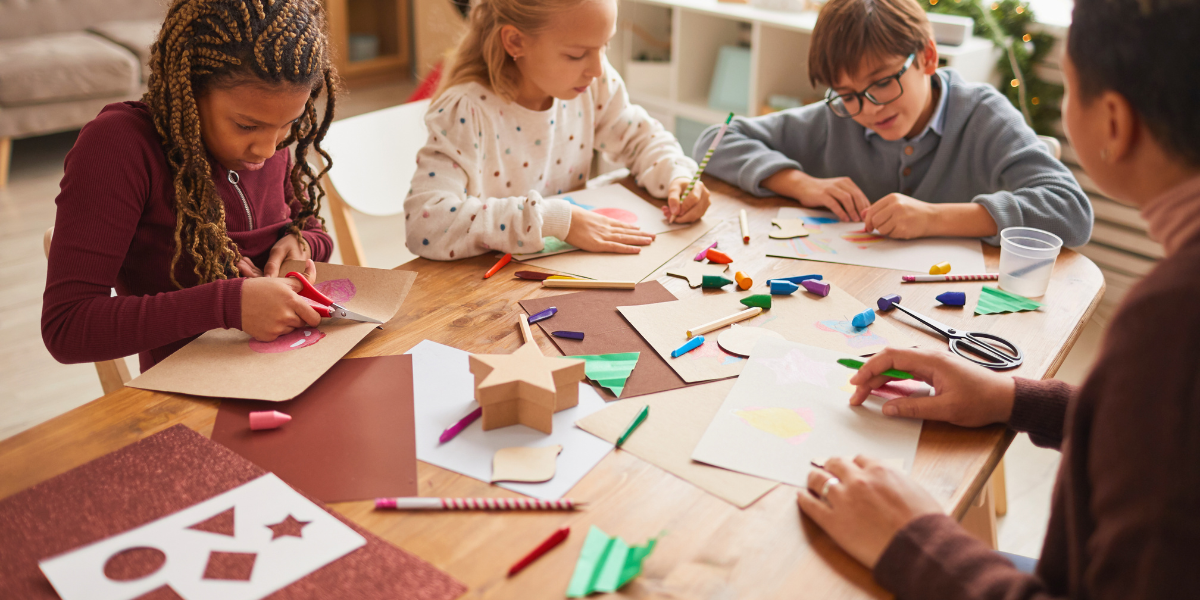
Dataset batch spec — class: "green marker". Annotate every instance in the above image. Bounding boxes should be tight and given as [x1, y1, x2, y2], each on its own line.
[615, 405, 649, 448]
[836, 358, 914, 380]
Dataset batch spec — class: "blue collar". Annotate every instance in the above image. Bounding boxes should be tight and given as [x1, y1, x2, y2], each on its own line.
[864, 70, 949, 142]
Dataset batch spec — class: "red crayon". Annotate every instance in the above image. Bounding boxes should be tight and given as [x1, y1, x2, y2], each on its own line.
[484, 253, 512, 279]
[508, 527, 570, 577]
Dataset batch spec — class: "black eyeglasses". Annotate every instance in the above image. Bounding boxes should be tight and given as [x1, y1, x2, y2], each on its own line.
[824, 54, 915, 118]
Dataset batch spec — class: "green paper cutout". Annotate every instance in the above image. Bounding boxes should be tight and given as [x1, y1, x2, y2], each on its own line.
[569, 352, 641, 398]
[975, 286, 1043, 315]
[566, 526, 657, 597]
[740, 294, 772, 309]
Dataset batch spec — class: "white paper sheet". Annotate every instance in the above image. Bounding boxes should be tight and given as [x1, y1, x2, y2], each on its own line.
[407, 340, 613, 499]
[691, 337, 925, 488]
[513, 184, 686, 260]
[38, 474, 365, 600]
[766, 206, 987, 273]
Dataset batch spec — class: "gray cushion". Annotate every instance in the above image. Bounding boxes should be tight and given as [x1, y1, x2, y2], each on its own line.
[0, 0, 166, 41]
[88, 20, 161, 82]
[0, 32, 139, 106]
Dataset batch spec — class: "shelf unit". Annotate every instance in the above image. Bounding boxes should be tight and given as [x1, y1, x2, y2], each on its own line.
[324, 0, 411, 88]
[610, 0, 999, 152]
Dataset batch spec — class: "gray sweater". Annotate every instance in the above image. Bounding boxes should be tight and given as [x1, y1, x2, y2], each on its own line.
[694, 69, 1093, 247]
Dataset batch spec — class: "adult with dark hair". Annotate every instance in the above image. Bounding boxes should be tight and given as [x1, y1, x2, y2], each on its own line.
[42, 0, 339, 371]
[794, 0, 1200, 597]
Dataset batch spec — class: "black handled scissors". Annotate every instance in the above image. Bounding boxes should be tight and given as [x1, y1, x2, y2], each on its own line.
[878, 296, 1022, 370]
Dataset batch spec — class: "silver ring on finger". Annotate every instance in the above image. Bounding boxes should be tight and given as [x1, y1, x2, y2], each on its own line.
[820, 477, 841, 503]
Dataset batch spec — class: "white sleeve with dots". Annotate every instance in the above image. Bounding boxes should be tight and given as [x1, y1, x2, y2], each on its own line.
[591, 59, 697, 199]
[404, 91, 569, 260]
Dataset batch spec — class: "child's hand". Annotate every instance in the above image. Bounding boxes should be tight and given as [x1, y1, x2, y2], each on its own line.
[236, 256, 263, 278]
[861, 194, 937, 239]
[565, 205, 656, 253]
[849, 347, 1016, 428]
[764, 169, 870, 221]
[263, 231, 311, 277]
[664, 178, 711, 224]
[240, 259, 322, 342]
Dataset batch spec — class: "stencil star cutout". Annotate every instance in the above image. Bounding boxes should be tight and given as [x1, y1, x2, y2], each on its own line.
[265, 514, 310, 540]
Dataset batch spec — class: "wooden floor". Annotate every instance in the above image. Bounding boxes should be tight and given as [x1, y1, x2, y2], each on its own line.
[0, 77, 1112, 559]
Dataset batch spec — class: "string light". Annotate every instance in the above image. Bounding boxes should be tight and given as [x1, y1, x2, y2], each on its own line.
[1022, 33, 1032, 42]
[1031, 97, 1040, 105]
[1010, 79, 1020, 87]
[991, 2, 1000, 9]
[1015, 5, 1025, 12]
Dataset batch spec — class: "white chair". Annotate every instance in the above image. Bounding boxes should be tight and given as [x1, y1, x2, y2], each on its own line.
[42, 227, 132, 395]
[318, 99, 430, 267]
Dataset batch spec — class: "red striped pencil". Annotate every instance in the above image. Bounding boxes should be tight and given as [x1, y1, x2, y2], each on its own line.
[374, 497, 584, 510]
[901, 273, 998, 283]
[508, 527, 570, 576]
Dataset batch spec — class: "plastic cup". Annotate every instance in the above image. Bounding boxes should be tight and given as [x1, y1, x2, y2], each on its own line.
[998, 227, 1062, 298]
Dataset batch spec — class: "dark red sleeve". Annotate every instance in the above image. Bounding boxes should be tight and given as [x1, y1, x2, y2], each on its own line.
[283, 155, 334, 262]
[41, 109, 243, 364]
[1009, 378, 1074, 449]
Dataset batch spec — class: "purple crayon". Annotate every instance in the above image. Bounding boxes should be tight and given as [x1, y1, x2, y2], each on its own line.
[528, 307, 557, 324]
[936, 291, 966, 306]
[802, 280, 830, 297]
[552, 330, 585, 340]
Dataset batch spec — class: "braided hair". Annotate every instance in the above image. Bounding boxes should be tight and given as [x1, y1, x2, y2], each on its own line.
[143, 0, 338, 288]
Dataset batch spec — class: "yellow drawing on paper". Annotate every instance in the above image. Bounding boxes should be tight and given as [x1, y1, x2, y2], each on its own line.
[735, 407, 815, 445]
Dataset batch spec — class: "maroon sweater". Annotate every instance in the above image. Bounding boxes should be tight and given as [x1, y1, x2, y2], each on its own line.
[873, 177, 1200, 598]
[42, 102, 333, 372]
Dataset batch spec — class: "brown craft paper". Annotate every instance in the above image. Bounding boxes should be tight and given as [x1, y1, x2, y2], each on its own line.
[618, 283, 913, 383]
[518, 218, 717, 282]
[491, 445, 563, 483]
[211, 355, 419, 504]
[519, 281, 691, 400]
[0, 425, 466, 600]
[575, 380, 777, 508]
[129, 262, 416, 401]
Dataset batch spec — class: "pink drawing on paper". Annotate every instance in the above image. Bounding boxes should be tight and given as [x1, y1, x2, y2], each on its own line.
[250, 279, 355, 354]
[815, 319, 888, 349]
[592, 207, 638, 224]
[840, 231, 888, 249]
[870, 379, 927, 400]
[757, 348, 840, 387]
[683, 337, 745, 365]
[735, 406, 816, 444]
[779, 236, 837, 256]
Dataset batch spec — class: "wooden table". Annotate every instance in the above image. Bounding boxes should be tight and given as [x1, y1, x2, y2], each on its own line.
[0, 178, 1104, 599]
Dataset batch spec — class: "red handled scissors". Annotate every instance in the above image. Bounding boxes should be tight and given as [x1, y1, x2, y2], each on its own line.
[285, 271, 382, 324]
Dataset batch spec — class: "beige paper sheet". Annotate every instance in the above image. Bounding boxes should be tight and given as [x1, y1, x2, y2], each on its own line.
[575, 379, 778, 508]
[618, 283, 911, 383]
[129, 262, 416, 401]
[491, 445, 563, 483]
[518, 218, 717, 282]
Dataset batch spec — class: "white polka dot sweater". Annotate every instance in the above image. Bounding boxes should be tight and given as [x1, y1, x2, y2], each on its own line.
[404, 58, 697, 260]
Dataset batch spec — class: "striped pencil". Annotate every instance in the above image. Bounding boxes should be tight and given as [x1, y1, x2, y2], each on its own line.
[374, 497, 584, 511]
[901, 273, 999, 283]
[674, 112, 734, 223]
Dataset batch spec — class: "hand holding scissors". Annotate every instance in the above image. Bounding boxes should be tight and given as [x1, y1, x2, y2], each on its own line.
[285, 271, 382, 324]
[877, 296, 1022, 370]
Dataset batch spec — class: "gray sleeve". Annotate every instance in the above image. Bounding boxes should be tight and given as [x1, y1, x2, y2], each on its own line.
[967, 94, 1094, 248]
[692, 107, 827, 197]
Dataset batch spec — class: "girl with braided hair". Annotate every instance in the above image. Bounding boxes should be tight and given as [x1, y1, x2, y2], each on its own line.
[43, 0, 339, 371]
[405, 0, 711, 260]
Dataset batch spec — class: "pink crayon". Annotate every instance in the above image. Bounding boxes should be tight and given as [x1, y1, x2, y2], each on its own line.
[249, 410, 291, 431]
[439, 407, 483, 444]
[693, 241, 718, 261]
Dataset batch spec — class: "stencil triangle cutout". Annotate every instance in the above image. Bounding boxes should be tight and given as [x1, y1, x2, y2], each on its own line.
[187, 507, 236, 537]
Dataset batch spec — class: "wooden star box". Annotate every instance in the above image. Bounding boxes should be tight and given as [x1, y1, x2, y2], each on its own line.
[468, 344, 586, 434]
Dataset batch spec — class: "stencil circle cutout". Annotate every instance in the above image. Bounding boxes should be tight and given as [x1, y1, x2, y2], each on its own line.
[103, 546, 166, 581]
[717, 324, 785, 357]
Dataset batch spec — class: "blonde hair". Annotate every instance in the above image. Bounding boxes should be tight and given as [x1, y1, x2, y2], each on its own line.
[436, 0, 587, 101]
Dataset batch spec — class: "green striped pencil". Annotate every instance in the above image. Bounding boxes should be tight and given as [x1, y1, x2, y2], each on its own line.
[673, 112, 734, 223]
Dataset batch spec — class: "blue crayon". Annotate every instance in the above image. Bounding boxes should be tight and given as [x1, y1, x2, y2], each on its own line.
[671, 336, 705, 357]
[936, 291, 967, 306]
[851, 309, 875, 329]
[766, 274, 823, 286]
[770, 280, 800, 295]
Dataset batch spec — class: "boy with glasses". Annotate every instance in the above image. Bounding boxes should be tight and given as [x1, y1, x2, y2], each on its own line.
[694, 0, 1093, 246]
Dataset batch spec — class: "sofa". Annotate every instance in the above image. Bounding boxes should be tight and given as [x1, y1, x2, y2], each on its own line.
[0, 0, 167, 188]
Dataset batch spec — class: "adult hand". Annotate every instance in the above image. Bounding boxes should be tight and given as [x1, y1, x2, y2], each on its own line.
[664, 178, 711, 224]
[263, 231, 311, 278]
[861, 194, 938, 239]
[796, 456, 944, 569]
[240, 259, 321, 342]
[849, 347, 1016, 427]
[764, 170, 870, 221]
[565, 205, 656, 253]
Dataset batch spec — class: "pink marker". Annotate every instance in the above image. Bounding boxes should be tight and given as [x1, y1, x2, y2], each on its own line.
[439, 406, 483, 444]
[249, 410, 291, 431]
[694, 241, 718, 261]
